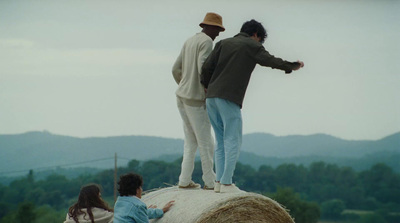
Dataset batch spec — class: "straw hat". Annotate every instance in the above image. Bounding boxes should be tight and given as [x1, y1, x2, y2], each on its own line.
[199, 12, 225, 31]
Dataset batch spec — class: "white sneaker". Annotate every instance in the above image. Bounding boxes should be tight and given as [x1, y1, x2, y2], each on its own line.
[220, 184, 242, 193]
[214, 182, 221, 193]
[203, 184, 214, 190]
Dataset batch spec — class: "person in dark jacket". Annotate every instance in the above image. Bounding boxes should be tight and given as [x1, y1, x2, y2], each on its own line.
[201, 19, 304, 193]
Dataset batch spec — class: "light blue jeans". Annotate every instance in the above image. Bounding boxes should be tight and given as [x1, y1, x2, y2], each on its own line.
[206, 97, 242, 185]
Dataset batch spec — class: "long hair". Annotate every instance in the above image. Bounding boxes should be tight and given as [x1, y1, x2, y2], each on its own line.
[68, 184, 113, 223]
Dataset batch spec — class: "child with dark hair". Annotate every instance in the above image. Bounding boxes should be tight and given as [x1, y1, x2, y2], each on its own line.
[64, 184, 113, 223]
[113, 173, 174, 223]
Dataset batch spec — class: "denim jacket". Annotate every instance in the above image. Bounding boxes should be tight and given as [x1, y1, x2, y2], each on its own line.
[113, 196, 163, 223]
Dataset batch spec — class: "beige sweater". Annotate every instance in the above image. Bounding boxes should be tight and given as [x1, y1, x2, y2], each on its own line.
[172, 32, 213, 104]
[64, 207, 113, 223]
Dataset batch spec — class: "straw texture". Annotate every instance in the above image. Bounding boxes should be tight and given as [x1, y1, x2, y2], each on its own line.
[142, 187, 294, 223]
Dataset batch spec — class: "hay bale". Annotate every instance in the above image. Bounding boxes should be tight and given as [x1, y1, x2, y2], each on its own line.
[142, 187, 294, 223]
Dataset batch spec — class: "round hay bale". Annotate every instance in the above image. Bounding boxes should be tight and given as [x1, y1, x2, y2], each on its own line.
[142, 187, 294, 223]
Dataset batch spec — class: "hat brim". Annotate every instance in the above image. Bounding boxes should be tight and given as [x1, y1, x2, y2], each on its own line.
[199, 23, 225, 31]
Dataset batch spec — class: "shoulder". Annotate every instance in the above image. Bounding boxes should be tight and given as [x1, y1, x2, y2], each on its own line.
[233, 35, 264, 54]
[63, 213, 75, 223]
[118, 196, 146, 207]
[238, 34, 260, 47]
[183, 33, 211, 49]
[92, 207, 113, 216]
[91, 208, 114, 222]
[188, 32, 211, 44]
[197, 33, 213, 46]
[115, 196, 137, 207]
[114, 196, 147, 218]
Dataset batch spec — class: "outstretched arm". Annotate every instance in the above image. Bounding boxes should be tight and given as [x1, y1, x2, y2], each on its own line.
[255, 45, 304, 73]
[147, 200, 175, 219]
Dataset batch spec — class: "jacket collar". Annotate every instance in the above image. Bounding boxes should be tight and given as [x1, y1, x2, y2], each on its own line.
[234, 32, 251, 38]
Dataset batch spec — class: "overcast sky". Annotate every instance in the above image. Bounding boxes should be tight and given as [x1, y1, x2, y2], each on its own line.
[1, 0, 399, 140]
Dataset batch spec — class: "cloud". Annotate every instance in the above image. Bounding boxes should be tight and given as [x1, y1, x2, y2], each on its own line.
[0, 47, 175, 77]
[0, 39, 34, 48]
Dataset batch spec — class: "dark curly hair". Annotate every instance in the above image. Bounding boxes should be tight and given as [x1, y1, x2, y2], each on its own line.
[68, 184, 113, 223]
[240, 19, 268, 44]
[118, 173, 143, 196]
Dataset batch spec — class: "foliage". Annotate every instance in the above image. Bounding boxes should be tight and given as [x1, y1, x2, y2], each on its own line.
[0, 160, 399, 223]
[321, 199, 345, 219]
[34, 205, 65, 223]
[16, 202, 36, 223]
[356, 213, 387, 223]
[269, 187, 320, 223]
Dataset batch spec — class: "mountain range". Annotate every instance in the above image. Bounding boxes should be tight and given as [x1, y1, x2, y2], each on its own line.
[0, 131, 399, 177]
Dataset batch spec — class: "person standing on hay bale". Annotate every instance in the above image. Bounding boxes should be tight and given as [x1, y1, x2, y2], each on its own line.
[114, 173, 175, 223]
[201, 19, 304, 193]
[172, 12, 225, 190]
[64, 184, 113, 223]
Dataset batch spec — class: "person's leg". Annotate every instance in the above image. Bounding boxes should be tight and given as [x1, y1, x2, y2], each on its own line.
[177, 97, 198, 186]
[215, 98, 242, 185]
[206, 98, 225, 183]
[184, 103, 216, 188]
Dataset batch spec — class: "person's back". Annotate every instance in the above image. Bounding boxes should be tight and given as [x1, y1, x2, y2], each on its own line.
[64, 207, 113, 223]
[201, 19, 303, 193]
[113, 196, 157, 223]
[204, 32, 300, 108]
[64, 184, 113, 223]
[205, 33, 260, 107]
[113, 173, 174, 223]
[171, 12, 225, 190]
[174, 32, 212, 102]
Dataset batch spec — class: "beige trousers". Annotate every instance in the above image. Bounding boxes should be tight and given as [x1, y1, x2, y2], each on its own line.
[176, 96, 216, 187]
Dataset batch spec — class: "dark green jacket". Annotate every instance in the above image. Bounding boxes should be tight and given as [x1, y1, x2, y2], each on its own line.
[201, 32, 300, 108]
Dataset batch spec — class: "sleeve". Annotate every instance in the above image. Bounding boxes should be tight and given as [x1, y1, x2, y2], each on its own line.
[147, 208, 164, 219]
[197, 39, 213, 75]
[254, 45, 300, 73]
[172, 49, 183, 84]
[201, 41, 221, 88]
[130, 205, 150, 223]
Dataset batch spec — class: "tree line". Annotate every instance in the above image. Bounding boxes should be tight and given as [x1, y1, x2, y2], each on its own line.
[0, 159, 399, 223]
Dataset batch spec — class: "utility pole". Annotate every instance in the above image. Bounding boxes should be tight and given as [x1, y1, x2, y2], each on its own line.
[114, 152, 117, 203]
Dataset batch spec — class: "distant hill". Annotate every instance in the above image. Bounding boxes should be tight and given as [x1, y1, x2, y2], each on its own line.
[241, 132, 400, 158]
[153, 150, 400, 173]
[0, 131, 399, 176]
[0, 131, 183, 175]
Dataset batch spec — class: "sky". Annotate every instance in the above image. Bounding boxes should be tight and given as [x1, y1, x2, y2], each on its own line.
[0, 0, 399, 141]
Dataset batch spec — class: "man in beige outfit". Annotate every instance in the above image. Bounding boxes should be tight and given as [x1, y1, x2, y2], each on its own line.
[172, 12, 225, 189]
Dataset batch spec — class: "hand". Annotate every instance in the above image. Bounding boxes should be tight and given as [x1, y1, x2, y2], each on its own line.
[148, 204, 157, 209]
[293, 60, 304, 70]
[162, 200, 175, 213]
[295, 60, 304, 70]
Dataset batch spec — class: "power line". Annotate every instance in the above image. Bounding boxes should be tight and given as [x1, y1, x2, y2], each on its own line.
[0, 157, 115, 175]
